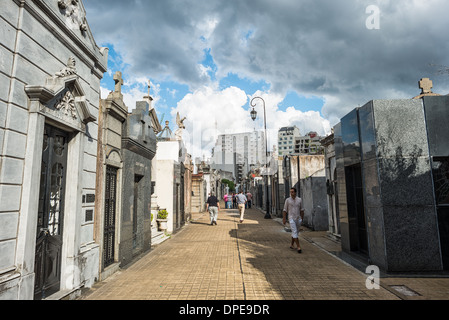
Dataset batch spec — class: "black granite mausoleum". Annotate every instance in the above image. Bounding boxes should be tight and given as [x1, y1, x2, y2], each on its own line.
[120, 101, 157, 266]
[334, 96, 449, 272]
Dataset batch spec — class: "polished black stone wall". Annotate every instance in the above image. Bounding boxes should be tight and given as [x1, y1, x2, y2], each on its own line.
[335, 98, 445, 272]
[423, 96, 449, 269]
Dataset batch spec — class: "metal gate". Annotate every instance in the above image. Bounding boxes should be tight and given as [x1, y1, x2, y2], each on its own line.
[103, 166, 118, 268]
[34, 125, 68, 300]
[133, 175, 142, 250]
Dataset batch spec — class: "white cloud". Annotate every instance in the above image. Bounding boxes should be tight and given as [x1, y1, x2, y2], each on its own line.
[100, 83, 155, 113]
[122, 87, 148, 111]
[172, 86, 331, 160]
[172, 86, 249, 159]
[100, 86, 111, 100]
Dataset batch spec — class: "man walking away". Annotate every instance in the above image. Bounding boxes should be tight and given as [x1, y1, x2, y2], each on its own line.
[246, 191, 252, 208]
[283, 188, 305, 253]
[206, 192, 220, 225]
[236, 190, 248, 223]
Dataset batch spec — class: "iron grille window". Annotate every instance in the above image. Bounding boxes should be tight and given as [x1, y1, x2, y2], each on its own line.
[103, 166, 118, 268]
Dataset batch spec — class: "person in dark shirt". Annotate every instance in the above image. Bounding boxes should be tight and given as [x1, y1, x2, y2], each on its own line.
[206, 193, 220, 225]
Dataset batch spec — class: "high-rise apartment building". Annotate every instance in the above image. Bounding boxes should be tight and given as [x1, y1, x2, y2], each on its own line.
[278, 126, 301, 156]
[295, 131, 324, 155]
[211, 131, 265, 182]
[278, 126, 324, 156]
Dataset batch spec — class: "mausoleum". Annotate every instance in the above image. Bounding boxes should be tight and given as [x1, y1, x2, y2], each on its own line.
[333, 79, 449, 272]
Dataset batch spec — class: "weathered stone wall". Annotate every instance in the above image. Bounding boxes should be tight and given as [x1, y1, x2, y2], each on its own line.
[0, 0, 107, 299]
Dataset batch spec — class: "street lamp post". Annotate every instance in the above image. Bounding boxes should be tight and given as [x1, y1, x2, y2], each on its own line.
[250, 97, 271, 219]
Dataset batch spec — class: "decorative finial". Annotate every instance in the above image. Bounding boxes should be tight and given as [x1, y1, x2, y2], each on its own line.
[113, 71, 124, 94]
[419, 78, 433, 94]
[413, 77, 441, 99]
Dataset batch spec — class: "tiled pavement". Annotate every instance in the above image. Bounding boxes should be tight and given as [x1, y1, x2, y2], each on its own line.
[78, 207, 449, 301]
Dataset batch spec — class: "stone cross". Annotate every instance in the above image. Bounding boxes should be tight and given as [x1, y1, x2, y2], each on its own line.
[148, 80, 151, 96]
[113, 71, 124, 94]
[419, 78, 433, 94]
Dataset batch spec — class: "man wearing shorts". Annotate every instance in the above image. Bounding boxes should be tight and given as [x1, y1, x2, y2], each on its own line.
[283, 188, 305, 253]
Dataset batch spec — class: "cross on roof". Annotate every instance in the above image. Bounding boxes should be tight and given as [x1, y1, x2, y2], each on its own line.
[113, 71, 124, 94]
[419, 78, 433, 94]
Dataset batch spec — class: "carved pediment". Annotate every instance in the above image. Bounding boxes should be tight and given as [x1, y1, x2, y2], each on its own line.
[58, 0, 88, 32]
[25, 58, 96, 132]
[51, 89, 78, 120]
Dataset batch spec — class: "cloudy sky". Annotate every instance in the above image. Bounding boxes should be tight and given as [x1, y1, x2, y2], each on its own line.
[83, 0, 449, 160]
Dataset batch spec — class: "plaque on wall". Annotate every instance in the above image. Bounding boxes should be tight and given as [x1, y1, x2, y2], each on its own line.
[85, 194, 95, 203]
[85, 210, 93, 222]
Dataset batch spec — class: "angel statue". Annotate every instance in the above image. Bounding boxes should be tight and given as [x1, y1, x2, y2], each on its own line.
[174, 112, 186, 140]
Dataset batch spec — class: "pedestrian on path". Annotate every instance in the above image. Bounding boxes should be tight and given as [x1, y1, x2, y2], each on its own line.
[246, 191, 252, 209]
[226, 194, 233, 209]
[206, 192, 220, 225]
[223, 193, 229, 209]
[236, 190, 247, 223]
[283, 187, 305, 253]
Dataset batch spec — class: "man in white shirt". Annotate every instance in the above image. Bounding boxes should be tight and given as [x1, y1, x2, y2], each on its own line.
[236, 190, 247, 223]
[283, 188, 305, 253]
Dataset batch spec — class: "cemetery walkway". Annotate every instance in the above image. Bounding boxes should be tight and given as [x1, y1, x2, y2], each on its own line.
[78, 207, 449, 300]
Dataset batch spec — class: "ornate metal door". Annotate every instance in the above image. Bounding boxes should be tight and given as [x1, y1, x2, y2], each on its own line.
[103, 166, 118, 268]
[34, 125, 68, 300]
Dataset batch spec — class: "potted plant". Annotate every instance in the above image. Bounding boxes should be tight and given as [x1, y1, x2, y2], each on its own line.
[156, 209, 168, 231]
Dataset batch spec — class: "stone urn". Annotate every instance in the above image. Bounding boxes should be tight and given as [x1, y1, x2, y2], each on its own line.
[156, 209, 168, 232]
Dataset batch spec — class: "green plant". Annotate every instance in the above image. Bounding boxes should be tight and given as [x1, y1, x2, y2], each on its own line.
[157, 209, 168, 219]
[151, 213, 154, 221]
[221, 179, 235, 192]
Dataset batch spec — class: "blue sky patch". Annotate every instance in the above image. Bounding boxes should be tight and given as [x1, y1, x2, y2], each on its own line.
[219, 72, 270, 96]
[101, 43, 130, 90]
[278, 91, 325, 114]
[201, 48, 217, 81]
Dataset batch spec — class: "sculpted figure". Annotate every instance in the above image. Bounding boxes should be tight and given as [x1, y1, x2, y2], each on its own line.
[55, 57, 77, 78]
[174, 112, 186, 140]
[176, 112, 186, 129]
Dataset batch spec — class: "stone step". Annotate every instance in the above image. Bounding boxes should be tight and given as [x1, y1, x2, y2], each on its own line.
[151, 230, 169, 246]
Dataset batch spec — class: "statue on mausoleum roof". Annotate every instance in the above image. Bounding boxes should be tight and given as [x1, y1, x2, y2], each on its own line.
[174, 112, 186, 141]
